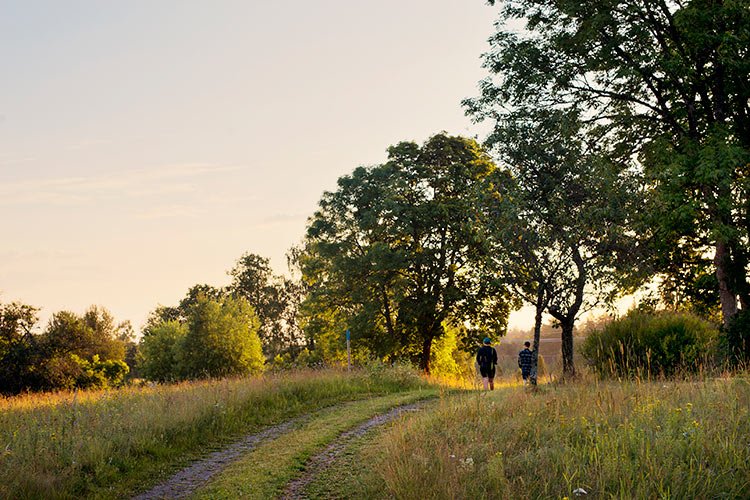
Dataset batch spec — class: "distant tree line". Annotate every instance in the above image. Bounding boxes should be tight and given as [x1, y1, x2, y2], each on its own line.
[0, 303, 131, 394]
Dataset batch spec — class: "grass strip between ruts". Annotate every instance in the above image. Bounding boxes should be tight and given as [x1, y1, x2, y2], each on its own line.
[190, 388, 439, 500]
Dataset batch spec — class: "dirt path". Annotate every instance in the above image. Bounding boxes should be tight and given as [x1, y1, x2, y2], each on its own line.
[280, 401, 426, 500]
[131, 414, 311, 500]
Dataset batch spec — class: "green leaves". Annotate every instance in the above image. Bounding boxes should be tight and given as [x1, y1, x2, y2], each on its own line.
[469, 0, 750, 325]
[299, 134, 511, 372]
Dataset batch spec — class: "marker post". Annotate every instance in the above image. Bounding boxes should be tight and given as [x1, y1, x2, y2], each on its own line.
[346, 329, 351, 372]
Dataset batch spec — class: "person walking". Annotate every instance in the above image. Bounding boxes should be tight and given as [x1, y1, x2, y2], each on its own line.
[518, 341, 533, 384]
[476, 337, 498, 390]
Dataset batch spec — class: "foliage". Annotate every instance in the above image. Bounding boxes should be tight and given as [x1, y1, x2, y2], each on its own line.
[466, 0, 750, 326]
[115, 320, 140, 379]
[139, 320, 186, 382]
[299, 134, 511, 373]
[0, 302, 128, 394]
[721, 308, 750, 366]
[178, 295, 264, 378]
[429, 323, 468, 377]
[0, 301, 43, 394]
[69, 354, 129, 389]
[140, 295, 264, 381]
[228, 253, 303, 358]
[581, 309, 719, 376]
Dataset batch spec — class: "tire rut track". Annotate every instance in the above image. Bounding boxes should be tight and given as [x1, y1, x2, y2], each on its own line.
[131, 403, 348, 500]
[280, 401, 427, 500]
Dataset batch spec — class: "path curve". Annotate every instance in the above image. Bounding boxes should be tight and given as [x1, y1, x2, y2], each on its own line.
[280, 401, 427, 500]
[131, 414, 310, 500]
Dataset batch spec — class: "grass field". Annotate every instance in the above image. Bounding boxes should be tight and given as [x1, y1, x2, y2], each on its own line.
[0, 365, 428, 499]
[367, 374, 750, 499]
[2, 364, 748, 499]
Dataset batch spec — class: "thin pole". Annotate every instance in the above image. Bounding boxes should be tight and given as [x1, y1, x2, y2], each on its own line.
[346, 329, 351, 372]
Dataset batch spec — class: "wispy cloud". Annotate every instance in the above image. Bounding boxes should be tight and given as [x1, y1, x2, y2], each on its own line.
[0, 163, 242, 207]
[66, 139, 112, 151]
[252, 213, 307, 229]
[0, 156, 37, 166]
[134, 205, 204, 219]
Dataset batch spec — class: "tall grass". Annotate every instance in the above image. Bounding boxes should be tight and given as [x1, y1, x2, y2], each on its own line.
[370, 374, 750, 499]
[0, 367, 426, 499]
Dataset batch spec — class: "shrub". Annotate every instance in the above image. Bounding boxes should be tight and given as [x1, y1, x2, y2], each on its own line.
[70, 354, 129, 389]
[139, 320, 186, 382]
[581, 309, 718, 377]
[721, 308, 750, 365]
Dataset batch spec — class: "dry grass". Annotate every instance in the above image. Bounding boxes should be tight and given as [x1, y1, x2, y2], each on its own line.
[0, 367, 427, 499]
[368, 372, 750, 499]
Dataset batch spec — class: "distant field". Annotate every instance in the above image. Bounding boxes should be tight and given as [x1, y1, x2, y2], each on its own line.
[497, 336, 586, 360]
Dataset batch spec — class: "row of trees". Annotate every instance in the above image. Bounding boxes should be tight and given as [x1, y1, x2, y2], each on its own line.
[295, 0, 749, 377]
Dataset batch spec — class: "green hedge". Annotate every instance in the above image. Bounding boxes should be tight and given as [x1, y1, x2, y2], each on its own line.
[581, 310, 719, 377]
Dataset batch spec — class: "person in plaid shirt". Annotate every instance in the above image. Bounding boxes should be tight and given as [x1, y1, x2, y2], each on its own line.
[518, 341, 533, 384]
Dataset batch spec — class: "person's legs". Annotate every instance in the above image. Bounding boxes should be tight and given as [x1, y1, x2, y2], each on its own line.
[482, 377, 489, 390]
[488, 377, 494, 390]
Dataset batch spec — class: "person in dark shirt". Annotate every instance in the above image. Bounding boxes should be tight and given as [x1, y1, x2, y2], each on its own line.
[476, 337, 498, 390]
[518, 341, 533, 384]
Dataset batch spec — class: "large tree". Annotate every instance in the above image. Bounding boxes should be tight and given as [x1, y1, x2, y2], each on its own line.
[466, 0, 750, 326]
[482, 109, 645, 377]
[301, 134, 511, 373]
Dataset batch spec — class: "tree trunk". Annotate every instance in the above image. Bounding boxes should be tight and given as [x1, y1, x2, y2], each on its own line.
[381, 286, 396, 338]
[561, 319, 575, 378]
[714, 240, 739, 326]
[420, 335, 433, 374]
[530, 286, 545, 386]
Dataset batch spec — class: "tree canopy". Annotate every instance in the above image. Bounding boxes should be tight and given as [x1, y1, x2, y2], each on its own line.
[299, 133, 511, 373]
[466, 0, 750, 326]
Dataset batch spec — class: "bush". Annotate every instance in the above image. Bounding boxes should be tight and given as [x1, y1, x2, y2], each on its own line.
[70, 354, 129, 389]
[581, 309, 718, 377]
[721, 308, 750, 365]
[139, 320, 186, 382]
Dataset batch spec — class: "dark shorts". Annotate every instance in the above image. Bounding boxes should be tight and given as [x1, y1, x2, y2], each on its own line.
[480, 365, 495, 379]
[521, 370, 531, 380]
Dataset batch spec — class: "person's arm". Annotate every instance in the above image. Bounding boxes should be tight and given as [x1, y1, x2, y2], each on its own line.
[493, 348, 498, 366]
[518, 351, 522, 368]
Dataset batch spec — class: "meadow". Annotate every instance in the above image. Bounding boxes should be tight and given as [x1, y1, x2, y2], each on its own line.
[1, 364, 748, 499]
[368, 373, 750, 499]
[0, 365, 428, 499]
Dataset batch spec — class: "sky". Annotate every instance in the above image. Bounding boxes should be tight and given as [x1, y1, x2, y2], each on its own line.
[1, 1, 542, 333]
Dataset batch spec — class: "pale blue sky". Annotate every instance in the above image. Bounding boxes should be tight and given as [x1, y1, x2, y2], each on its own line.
[1, 1, 537, 331]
